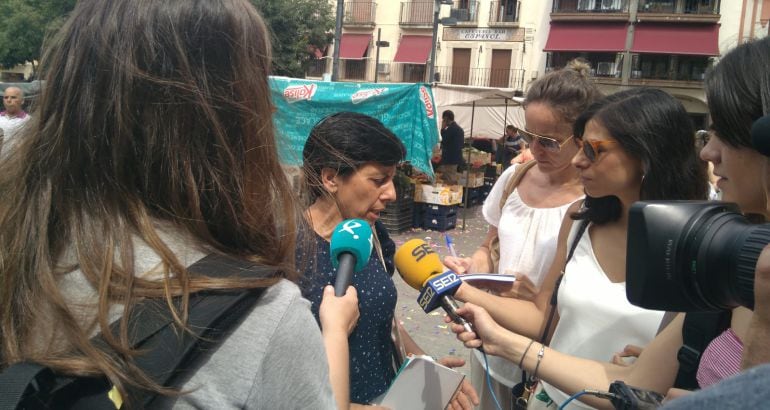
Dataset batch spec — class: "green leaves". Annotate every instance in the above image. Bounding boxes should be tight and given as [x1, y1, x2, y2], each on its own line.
[0, 0, 76, 74]
[250, 0, 334, 78]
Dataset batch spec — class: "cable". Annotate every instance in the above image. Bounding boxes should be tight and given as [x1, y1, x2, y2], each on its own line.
[482, 350, 503, 410]
[558, 390, 589, 409]
[558, 389, 618, 409]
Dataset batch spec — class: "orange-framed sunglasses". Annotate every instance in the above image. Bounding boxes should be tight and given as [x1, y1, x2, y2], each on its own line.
[574, 138, 618, 162]
[516, 128, 574, 153]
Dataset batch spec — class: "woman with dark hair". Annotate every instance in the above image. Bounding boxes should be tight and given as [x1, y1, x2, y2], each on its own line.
[443, 60, 600, 409]
[0, 1, 356, 408]
[300, 111, 478, 408]
[448, 88, 709, 409]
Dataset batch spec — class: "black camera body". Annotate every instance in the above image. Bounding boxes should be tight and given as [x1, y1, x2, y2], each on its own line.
[626, 201, 770, 312]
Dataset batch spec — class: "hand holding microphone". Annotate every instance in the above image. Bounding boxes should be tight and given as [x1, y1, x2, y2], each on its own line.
[330, 219, 373, 297]
[394, 239, 475, 336]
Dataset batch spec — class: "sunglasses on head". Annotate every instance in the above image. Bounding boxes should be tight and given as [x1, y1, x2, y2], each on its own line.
[574, 138, 618, 162]
[516, 129, 573, 153]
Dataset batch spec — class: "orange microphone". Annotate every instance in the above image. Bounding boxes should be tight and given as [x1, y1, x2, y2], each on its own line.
[395, 239, 474, 334]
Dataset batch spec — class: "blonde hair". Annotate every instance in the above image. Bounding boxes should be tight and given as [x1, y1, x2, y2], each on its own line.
[524, 58, 602, 125]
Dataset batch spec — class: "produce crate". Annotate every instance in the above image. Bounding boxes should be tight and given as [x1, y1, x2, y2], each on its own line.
[380, 197, 414, 234]
[412, 203, 425, 228]
[423, 212, 458, 232]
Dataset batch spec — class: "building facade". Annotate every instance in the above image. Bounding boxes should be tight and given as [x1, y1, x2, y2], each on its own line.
[309, 0, 769, 123]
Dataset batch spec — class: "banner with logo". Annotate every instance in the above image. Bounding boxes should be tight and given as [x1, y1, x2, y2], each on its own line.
[270, 77, 439, 177]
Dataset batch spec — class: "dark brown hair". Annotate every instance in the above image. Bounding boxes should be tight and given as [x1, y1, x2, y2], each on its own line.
[0, 0, 298, 401]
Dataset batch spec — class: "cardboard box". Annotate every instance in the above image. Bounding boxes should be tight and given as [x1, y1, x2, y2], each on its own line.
[413, 183, 463, 205]
[458, 171, 484, 188]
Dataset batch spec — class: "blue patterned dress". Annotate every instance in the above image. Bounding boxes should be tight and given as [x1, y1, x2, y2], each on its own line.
[298, 221, 398, 404]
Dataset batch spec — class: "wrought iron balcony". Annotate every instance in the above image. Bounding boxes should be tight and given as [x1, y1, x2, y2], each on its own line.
[638, 0, 720, 15]
[434, 66, 525, 89]
[451, 1, 480, 25]
[344, 1, 377, 26]
[489, 1, 520, 25]
[400, 2, 433, 26]
[552, 0, 629, 13]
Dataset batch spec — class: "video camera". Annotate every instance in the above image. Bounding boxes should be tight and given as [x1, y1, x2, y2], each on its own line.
[626, 114, 770, 312]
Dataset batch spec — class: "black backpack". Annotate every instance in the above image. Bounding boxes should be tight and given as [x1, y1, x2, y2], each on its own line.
[0, 254, 274, 409]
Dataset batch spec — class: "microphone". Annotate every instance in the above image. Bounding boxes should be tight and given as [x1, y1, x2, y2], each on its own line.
[330, 219, 373, 297]
[394, 239, 475, 334]
[751, 114, 770, 156]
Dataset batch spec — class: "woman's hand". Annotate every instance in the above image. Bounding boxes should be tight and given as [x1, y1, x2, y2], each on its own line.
[444, 303, 511, 356]
[469, 273, 538, 301]
[611, 344, 643, 366]
[444, 255, 472, 274]
[437, 356, 480, 410]
[320, 285, 359, 336]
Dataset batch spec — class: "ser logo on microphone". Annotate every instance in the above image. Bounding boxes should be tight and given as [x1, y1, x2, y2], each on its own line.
[411, 243, 436, 262]
[430, 273, 460, 291]
[418, 286, 435, 310]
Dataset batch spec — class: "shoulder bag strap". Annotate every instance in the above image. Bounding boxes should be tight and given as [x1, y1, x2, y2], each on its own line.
[539, 219, 589, 345]
[490, 160, 537, 272]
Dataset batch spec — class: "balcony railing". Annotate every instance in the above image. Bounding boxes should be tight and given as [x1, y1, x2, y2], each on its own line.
[400, 2, 433, 26]
[344, 1, 377, 26]
[489, 1, 520, 24]
[545, 53, 709, 87]
[451, 1, 480, 25]
[638, 0, 720, 14]
[435, 66, 525, 89]
[306, 59, 327, 78]
[552, 0, 629, 13]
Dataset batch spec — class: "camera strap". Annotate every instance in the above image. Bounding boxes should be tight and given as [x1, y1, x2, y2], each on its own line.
[674, 310, 732, 390]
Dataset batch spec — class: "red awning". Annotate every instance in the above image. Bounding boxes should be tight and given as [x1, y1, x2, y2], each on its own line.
[632, 24, 719, 56]
[544, 22, 628, 52]
[339, 34, 371, 59]
[393, 35, 433, 64]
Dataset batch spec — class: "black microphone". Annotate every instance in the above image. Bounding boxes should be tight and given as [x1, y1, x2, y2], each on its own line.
[751, 113, 770, 156]
[329, 219, 374, 296]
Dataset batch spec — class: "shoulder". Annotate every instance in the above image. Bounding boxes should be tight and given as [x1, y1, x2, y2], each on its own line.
[173, 280, 333, 407]
[661, 364, 770, 410]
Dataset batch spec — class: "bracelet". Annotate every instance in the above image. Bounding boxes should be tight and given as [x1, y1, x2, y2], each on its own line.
[531, 344, 546, 380]
[517, 339, 535, 369]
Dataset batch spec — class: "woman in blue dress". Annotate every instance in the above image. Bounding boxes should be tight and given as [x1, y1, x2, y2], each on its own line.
[299, 112, 478, 409]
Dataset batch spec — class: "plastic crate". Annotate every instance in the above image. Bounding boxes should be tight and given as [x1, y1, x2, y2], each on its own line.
[412, 203, 425, 228]
[381, 218, 412, 234]
[422, 203, 459, 218]
[423, 212, 457, 232]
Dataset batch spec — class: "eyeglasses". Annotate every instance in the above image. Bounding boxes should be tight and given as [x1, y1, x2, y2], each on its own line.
[575, 138, 618, 162]
[695, 130, 711, 149]
[516, 129, 574, 153]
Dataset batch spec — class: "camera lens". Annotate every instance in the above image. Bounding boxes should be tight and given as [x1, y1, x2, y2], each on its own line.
[627, 201, 770, 312]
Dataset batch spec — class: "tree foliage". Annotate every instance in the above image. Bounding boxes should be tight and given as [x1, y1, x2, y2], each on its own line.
[0, 0, 76, 73]
[0, 0, 331, 79]
[251, 0, 334, 78]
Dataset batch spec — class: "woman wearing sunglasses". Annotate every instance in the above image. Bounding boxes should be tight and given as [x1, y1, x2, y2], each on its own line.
[448, 87, 709, 409]
[443, 60, 601, 409]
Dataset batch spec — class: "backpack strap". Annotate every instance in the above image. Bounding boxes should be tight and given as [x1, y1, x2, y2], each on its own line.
[3, 253, 276, 409]
[674, 310, 732, 390]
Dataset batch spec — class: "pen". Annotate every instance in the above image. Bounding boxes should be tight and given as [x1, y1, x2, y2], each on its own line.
[444, 234, 458, 258]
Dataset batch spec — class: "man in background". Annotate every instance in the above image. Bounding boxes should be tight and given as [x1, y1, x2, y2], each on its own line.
[496, 125, 525, 171]
[437, 110, 464, 184]
[0, 86, 31, 158]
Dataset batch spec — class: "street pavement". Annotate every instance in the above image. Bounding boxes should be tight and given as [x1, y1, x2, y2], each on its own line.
[389, 203, 488, 374]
